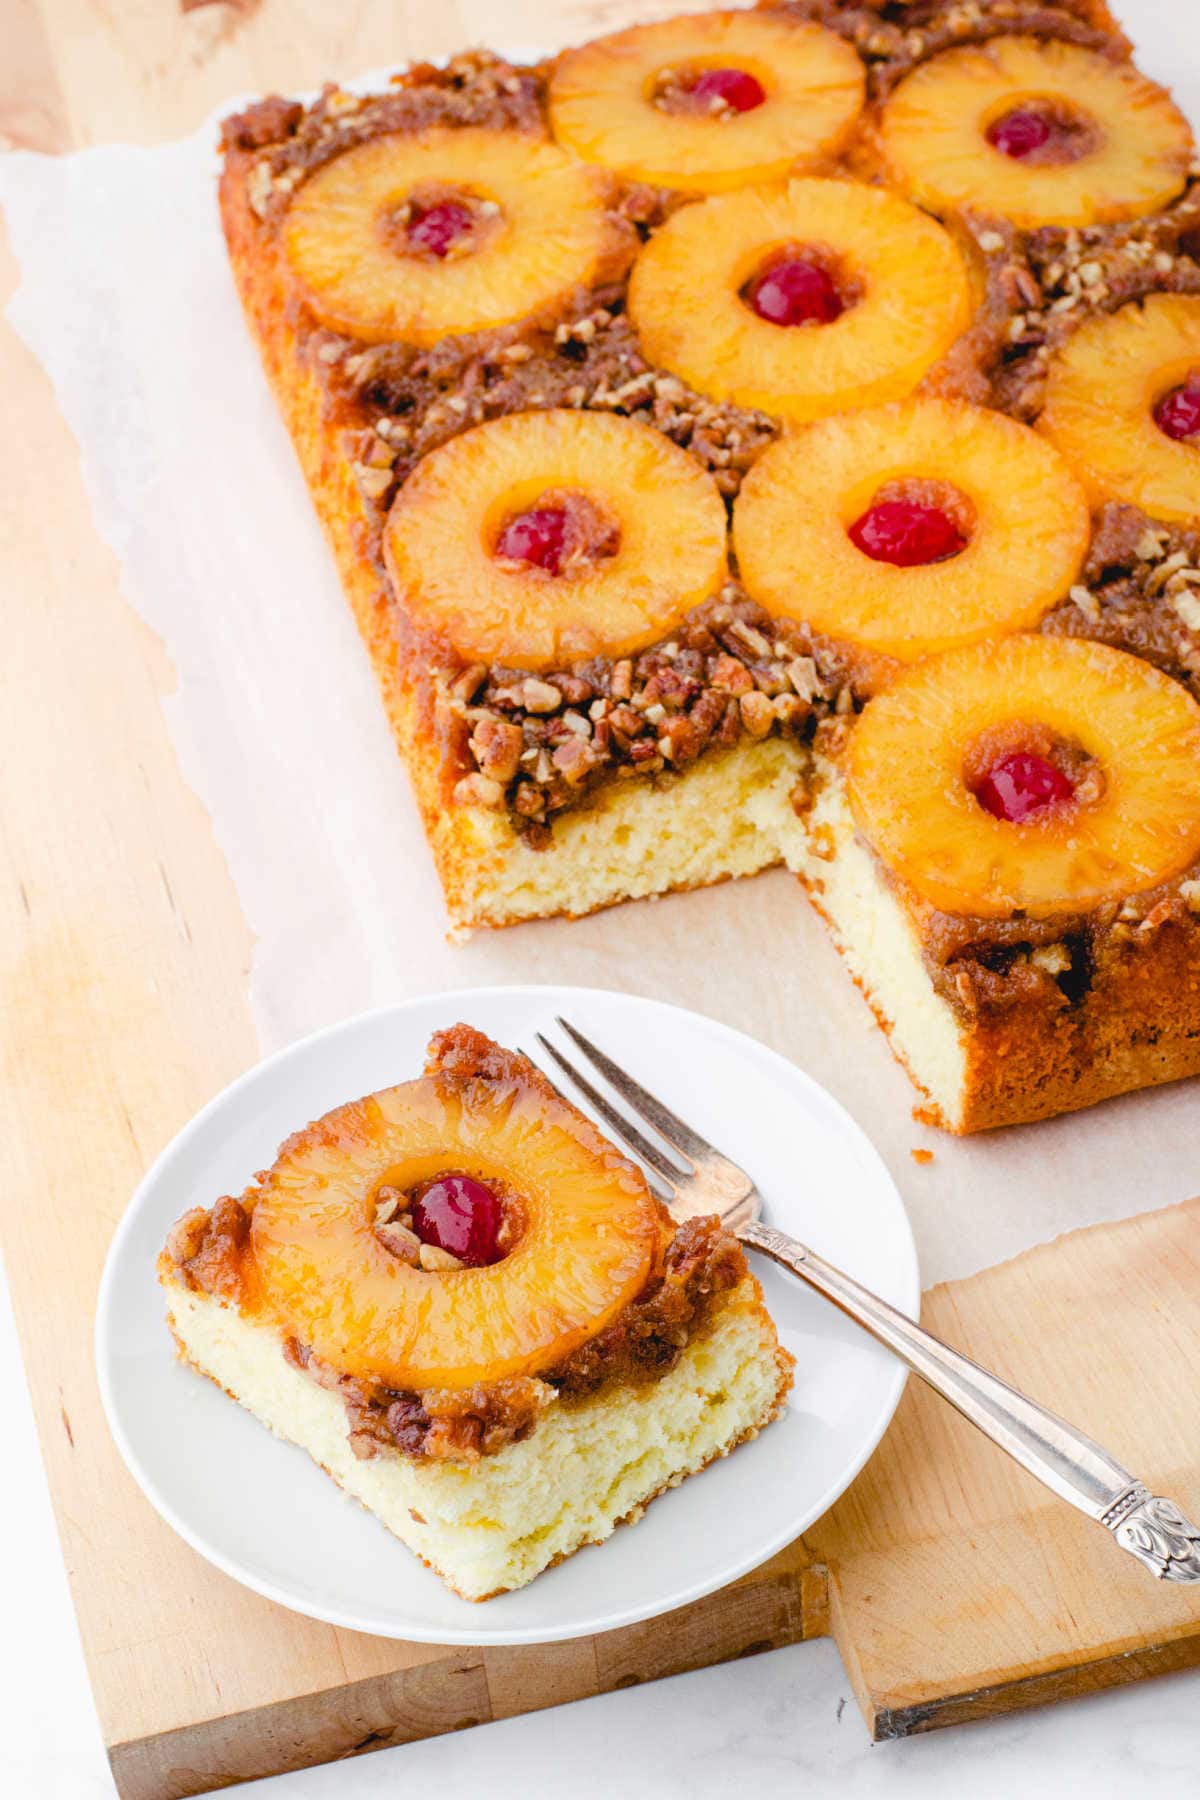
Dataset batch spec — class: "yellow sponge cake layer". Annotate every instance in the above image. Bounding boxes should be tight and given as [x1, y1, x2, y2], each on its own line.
[164, 1273, 791, 1602]
[758, 771, 971, 1124]
[438, 736, 806, 936]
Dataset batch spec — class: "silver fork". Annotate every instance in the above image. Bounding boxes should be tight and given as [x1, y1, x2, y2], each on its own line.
[533, 1016, 1200, 1584]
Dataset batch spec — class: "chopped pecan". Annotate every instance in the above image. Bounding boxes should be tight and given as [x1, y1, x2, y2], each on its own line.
[739, 690, 775, 739]
[470, 713, 523, 783]
[418, 1243, 464, 1271]
[710, 653, 755, 696]
[551, 735, 599, 785]
[520, 678, 563, 713]
[377, 1220, 421, 1263]
[453, 772, 505, 808]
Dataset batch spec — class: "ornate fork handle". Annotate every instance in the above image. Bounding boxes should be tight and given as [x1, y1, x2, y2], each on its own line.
[743, 1221, 1200, 1582]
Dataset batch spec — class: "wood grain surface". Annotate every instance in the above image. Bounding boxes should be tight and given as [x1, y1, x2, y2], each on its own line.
[4, 5, 1200, 1798]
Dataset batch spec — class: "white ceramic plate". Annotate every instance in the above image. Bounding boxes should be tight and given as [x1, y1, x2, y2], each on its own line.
[97, 986, 918, 1645]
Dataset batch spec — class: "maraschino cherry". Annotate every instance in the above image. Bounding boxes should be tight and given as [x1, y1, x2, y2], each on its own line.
[745, 259, 844, 326]
[411, 1175, 505, 1266]
[494, 506, 569, 574]
[986, 107, 1056, 160]
[975, 751, 1075, 823]
[1154, 376, 1200, 443]
[849, 499, 966, 567]
[689, 67, 766, 113]
[407, 198, 475, 258]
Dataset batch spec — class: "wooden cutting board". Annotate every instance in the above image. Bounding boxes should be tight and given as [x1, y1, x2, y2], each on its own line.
[36, 1189, 1200, 1799]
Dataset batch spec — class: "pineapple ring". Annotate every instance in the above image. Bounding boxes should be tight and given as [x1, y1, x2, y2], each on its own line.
[250, 1061, 669, 1391]
[384, 410, 729, 667]
[733, 399, 1090, 678]
[282, 128, 625, 346]
[548, 11, 864, 194]
[627, 179, 973, 422]
[1038, 294, 1200, 525]
[879, 37, 1193, 229]
[847, 635, 1200, 920]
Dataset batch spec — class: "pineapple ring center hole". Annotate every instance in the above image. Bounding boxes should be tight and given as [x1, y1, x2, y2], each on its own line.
[489, 488, 621, 578]
[963, 723, 1104, 825]
[983, 96, 1102, 166]
[740, 243, 858, 327]
[651, 62, 768, 118]
[373, 1172, 524, 1269]
[1153, 368, 1200, 443]
[376, 185, 503, 263]
[847, 478, 974, 567]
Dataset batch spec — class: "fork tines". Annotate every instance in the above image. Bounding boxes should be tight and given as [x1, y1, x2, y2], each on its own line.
[533, 1015, 725, 1199]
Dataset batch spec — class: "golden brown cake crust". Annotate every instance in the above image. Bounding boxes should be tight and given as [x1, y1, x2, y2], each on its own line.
[952, 930, 1200, 1130]
[804, 862, 1200, 1132]
[221, 145, 486, 925]
[923, 937, 1200, 1134]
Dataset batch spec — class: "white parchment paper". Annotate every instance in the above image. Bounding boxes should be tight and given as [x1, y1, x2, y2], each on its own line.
[4, 13, 1199, 1287]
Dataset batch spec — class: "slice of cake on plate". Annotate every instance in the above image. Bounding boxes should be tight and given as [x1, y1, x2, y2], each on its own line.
[159, 1025, 793, 1600]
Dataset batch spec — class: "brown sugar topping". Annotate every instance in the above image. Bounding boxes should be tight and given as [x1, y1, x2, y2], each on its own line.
[165, 1197, 251, 1304]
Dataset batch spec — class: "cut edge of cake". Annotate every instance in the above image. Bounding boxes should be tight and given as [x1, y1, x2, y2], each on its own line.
[753, 755, 1200, 1133]
[435, 735, 805, 935]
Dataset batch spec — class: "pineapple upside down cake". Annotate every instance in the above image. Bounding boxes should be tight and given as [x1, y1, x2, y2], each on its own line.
[160, 1026, 793, 1599]
[220, 0, 1200, 1132]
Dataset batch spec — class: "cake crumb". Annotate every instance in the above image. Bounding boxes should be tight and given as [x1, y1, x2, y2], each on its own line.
[911, 1147, 935, 1166]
